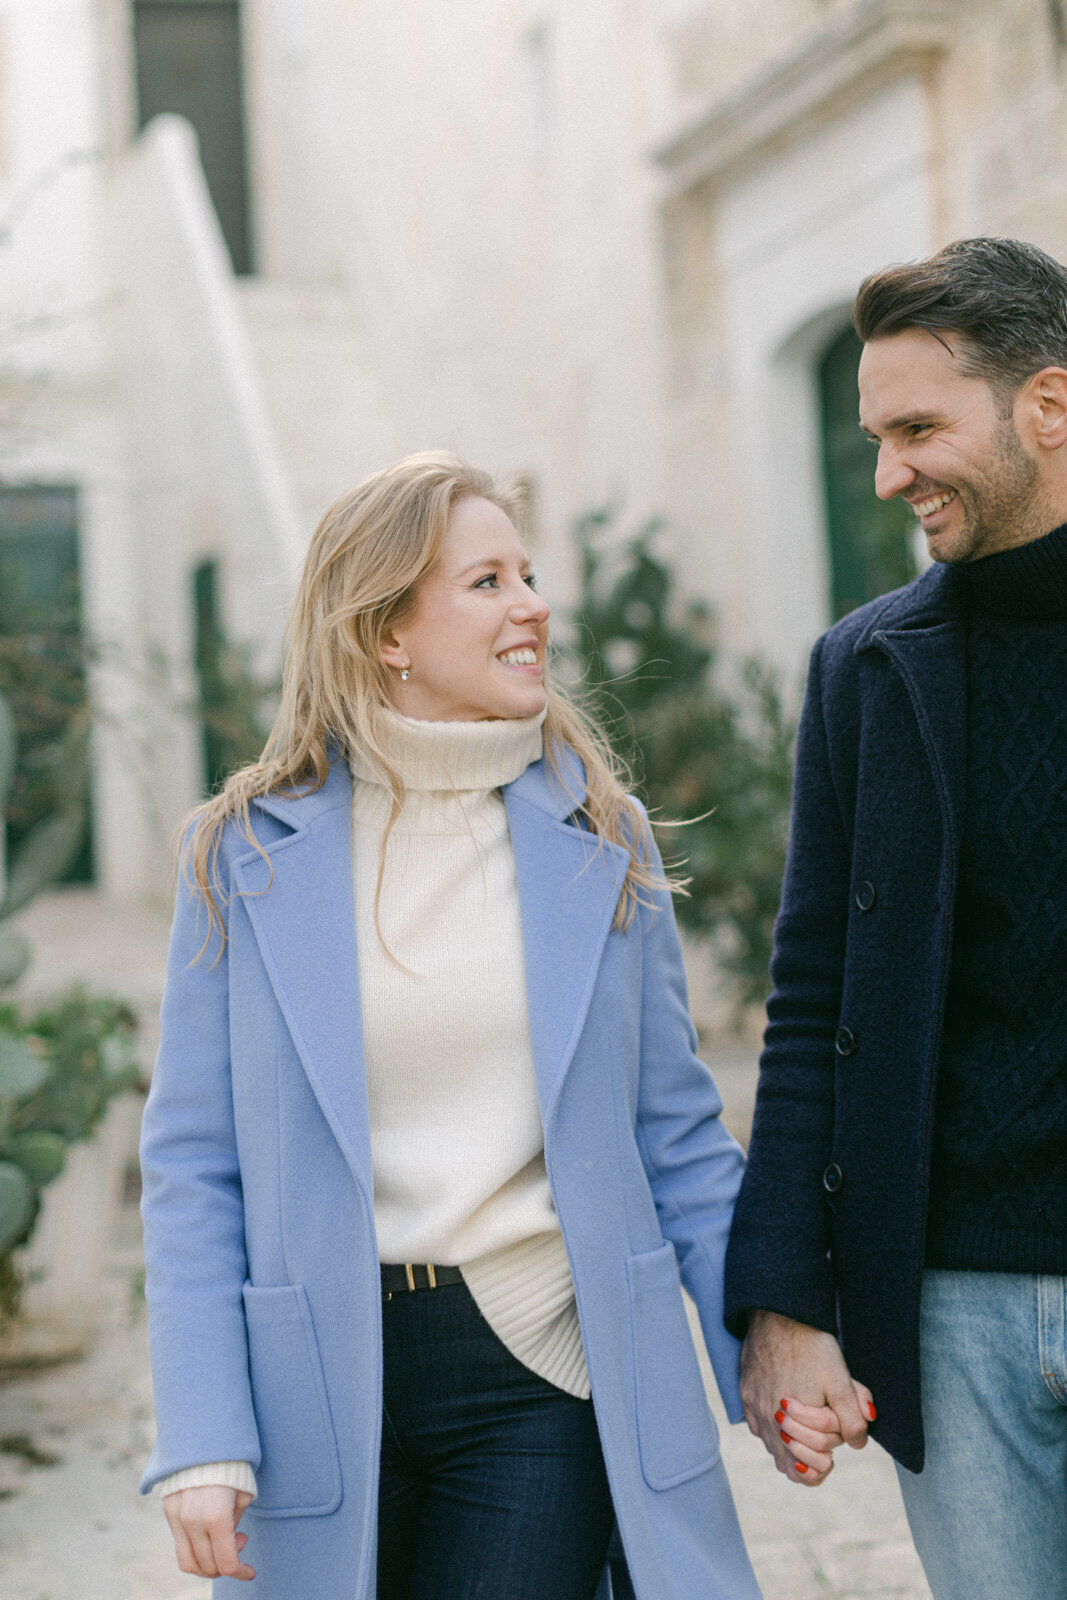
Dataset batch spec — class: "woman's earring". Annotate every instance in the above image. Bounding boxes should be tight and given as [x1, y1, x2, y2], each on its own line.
[400, 666, 410, 681]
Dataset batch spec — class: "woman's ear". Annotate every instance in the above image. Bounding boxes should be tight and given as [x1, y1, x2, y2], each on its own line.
[378, 626, 409, 673]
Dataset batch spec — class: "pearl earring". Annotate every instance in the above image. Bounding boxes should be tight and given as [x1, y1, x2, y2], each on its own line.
[400, 667, 410, 681]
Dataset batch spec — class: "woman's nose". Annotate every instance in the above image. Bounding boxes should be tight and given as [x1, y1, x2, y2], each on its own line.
[513, 585, 550, 623]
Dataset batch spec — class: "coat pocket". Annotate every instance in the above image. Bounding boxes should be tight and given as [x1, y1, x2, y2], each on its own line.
[242, 1283, 342, 1517]
[626, 1241, 720, 1490]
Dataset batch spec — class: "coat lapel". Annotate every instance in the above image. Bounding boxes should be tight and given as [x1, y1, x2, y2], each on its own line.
[233, 761, 375, 1203]
[504, 757, 629, 1130]
[857, 563, 968, 861]
[232, 748, 629, 1186]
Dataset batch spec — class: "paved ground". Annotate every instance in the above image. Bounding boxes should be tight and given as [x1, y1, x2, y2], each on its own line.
[0, 893, 931, 1598]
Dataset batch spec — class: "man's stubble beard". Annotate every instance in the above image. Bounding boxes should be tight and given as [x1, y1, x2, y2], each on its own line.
[943, 418, 1052, 563]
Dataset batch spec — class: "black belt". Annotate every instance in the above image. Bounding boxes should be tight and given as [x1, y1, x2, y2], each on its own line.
[380, 1262, 464, 1296]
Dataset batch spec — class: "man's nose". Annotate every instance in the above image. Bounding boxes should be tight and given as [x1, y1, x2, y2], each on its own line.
[873, 443, 916, 503]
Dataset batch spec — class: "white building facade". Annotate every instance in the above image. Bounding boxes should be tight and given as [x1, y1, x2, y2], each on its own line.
[0, 0, 1059, 898]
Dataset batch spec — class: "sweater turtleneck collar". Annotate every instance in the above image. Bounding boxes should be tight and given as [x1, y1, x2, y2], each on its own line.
[962, 521, 1067, 618]
[349, 705, 546, 793]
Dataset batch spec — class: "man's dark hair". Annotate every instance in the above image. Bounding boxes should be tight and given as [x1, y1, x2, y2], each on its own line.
[853, 237, 1067, 411]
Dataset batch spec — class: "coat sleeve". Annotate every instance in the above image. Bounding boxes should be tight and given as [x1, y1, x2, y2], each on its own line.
[633, 816, 747, 1423]
[138, 831, 262, 1494]
[723, 634, 849, 1340]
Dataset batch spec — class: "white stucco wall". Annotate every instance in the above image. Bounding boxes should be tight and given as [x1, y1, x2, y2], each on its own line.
[709, 75, 934, 676]
[240, 0, 674, 592]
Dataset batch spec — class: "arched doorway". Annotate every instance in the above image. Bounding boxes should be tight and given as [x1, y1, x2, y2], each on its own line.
[817, 323, 917, 619]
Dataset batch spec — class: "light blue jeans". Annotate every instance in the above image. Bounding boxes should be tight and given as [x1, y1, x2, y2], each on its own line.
[895, 1270, 1067, 1600]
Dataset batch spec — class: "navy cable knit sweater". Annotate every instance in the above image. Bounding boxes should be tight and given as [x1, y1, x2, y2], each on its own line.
[925, 522, 1067, 1272]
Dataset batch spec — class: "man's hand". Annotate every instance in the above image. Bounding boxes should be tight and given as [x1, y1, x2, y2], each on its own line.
[740, 1310, 875, 1486]
[163, 1485, 255, 1580]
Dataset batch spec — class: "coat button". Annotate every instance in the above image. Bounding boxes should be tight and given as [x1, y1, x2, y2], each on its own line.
[835, 1027, 856, 1056]
[823, 1163, 844, 1194]
[855, 880, 877, 911]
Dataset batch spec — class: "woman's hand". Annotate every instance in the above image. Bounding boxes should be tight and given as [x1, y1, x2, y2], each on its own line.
[775, 1386, 874, 1480]
[740, 1310, 874, 1486]
[163, 1485, 255, 1580]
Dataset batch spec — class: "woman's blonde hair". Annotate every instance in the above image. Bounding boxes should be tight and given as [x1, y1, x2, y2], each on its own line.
[187, 450, 672, 949]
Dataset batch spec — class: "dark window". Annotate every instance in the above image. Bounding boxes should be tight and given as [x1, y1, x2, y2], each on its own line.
[0, 486, 93, 883]
[133, 0, 254, 274]
[192, 559, 229, 795]
[818, 323, 917, 619]
[192, 559, 268, 795]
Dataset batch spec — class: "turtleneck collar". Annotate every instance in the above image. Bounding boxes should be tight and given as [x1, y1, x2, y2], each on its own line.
[963, 522, 1067, 618]
[349, 705, 546, 793]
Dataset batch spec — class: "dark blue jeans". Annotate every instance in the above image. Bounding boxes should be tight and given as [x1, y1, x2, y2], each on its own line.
[377, 1280, 615, 1600]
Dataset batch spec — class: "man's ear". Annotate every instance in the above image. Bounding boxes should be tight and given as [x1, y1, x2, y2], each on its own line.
[1024, 367, 1067, 451]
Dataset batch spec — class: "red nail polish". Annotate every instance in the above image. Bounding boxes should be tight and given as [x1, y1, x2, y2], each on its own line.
[795, 1462, 808, 1474]
[778, 1398, 789, 1411]
[780, 1431, 792, 1443]
[867, 1401, 877, 1421]
[774, 1410, 786, 1424]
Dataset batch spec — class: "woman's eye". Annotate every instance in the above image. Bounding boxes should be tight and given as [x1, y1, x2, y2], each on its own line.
[524, 573, 537, 590]
[474, 572, 499, 589]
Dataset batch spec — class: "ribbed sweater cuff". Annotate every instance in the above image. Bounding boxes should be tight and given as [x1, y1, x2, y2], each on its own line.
[157, 1460, 258, 1499]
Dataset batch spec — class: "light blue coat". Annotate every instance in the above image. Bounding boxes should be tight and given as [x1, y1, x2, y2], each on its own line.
[139, 751, 761, 1600]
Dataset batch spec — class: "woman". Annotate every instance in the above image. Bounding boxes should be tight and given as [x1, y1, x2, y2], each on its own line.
[139, 453, 763, 1600]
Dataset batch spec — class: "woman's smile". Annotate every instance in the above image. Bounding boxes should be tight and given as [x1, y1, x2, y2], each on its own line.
[384, 495, 551, 721]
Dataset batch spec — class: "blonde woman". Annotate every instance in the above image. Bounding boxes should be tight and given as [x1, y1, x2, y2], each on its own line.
[139, 453, 762, 1600]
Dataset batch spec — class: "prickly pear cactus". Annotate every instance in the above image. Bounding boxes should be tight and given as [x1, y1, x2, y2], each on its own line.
[0, 690, 120, 1319]
[0, 1027, 49, 1255]
[0, 693, 29, 989]
[0, 689, 89, 991]
[0, 993, 139, 1318]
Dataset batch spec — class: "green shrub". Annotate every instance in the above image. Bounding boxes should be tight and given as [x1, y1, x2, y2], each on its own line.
[568, 511, 796, 1007]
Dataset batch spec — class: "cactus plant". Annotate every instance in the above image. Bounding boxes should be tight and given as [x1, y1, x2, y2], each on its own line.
[0, 689, 134, 1322]
[0, 691, 90, 987]
[0, 692, 30, 988]
[0, 1162, 34, 1256]
[0, 992, 139, 1319]
[0, 1025, 49, 1257]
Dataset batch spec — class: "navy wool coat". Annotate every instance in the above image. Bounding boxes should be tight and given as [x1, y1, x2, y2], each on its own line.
[725, 562, 972, 1474]
[139, 750, 762, 1600]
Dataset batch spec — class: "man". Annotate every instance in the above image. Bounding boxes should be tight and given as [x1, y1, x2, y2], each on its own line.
[724, 236, 1067, 1600]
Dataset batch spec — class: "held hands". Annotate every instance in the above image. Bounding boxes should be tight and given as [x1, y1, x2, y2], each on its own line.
[739, 1310, 876, 1487]
[163, 1485, 256, 1580]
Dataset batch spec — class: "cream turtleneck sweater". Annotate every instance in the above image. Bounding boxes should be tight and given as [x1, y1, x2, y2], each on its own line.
[350, 707, 588, 1397]
[158, 707, 588, 1502]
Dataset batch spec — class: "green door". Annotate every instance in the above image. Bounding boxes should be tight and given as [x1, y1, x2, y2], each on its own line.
[0, 486, 92, 882]
[133, 0, 254, 275]
[818, 323, 917, 619]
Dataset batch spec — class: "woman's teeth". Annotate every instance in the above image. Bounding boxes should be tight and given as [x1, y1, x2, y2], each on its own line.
[497, 648, 537, 666]
[916, 490, 957, 517]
